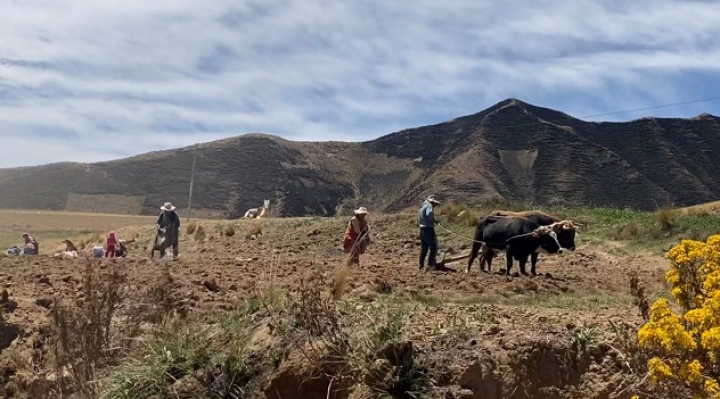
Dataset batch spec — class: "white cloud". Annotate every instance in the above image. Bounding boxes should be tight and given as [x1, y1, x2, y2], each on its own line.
[1, 0, 720, 167]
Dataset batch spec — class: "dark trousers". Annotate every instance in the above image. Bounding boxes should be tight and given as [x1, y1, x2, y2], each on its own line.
[419, 227, 438, 268]
[158, 231, 179, 258]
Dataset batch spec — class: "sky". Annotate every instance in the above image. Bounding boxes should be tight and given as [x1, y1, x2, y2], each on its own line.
[2, 0, 720, 168]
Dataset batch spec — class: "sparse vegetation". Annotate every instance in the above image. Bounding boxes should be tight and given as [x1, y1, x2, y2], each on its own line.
[4, 202, 720, 398]
[223, 223, 236, 238]
[194, 225, 206, 242]
[51, 262, 132, 399]
[186, 221, 197, 235]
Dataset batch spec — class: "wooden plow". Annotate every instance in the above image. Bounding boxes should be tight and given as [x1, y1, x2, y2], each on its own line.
[437, 252, 471, 267]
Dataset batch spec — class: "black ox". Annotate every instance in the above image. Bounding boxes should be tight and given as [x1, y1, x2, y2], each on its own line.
[466, 215, 577, 276]
[480, 210, 579, 269]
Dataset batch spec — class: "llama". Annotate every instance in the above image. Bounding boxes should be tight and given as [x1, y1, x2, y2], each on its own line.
[53, 239, 80, 258]
[244, 199, 270, 219]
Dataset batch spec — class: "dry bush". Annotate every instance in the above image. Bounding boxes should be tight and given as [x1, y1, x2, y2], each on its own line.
[244, 222, 263, 240]
[656, 208, 678, 232]
[194, 225, 206, 242]
[186, 221, 197, 235]
[51, 261, 130, 399]
[330, 266, 349, 301]
[260, 271, 429, 397]
[224, 223, 236, 237]
[438, 201, 478, 227]
[629, 270, 649, 321]
[141, 265, 189, 323]
[620, 220, 641, 239]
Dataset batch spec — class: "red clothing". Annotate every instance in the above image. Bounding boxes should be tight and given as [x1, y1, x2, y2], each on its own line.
[105, 245, 116, 258]
[106, 232, 117, 259]
[343, 216, 370, 263]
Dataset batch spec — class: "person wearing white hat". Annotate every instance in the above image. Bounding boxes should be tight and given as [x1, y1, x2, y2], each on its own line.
[418, 196, 441, 270]
[343, 206, 372, 266]
[155, 202, 181, 260]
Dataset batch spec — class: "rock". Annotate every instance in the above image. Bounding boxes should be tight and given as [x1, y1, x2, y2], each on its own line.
[485, 325, 501, 336]
[0, 324, 21, 353]
[35, 298, 53, 309]
[203, 280, 220, 292]
[37, 276, 51, 286]
[0, 289, 16, 313]
[457, 388, 475, 399]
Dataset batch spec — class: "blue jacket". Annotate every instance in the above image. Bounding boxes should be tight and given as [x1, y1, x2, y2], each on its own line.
[418, 201, 436, 228]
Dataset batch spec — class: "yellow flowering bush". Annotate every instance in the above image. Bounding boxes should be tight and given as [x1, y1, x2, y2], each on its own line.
[636, 235, 720, 398]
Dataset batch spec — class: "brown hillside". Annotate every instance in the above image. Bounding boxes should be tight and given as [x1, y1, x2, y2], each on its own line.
[1, 99, 719, 216]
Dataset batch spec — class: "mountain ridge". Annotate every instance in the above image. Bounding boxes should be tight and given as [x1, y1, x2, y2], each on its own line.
[1, 98, 719, 217]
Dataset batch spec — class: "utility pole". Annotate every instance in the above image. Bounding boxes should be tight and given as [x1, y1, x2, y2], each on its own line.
[186, 144, 198, 223]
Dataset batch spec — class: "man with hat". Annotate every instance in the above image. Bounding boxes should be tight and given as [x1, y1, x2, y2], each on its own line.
[418, 196, 441, 270]
[155, 201, 181, 260]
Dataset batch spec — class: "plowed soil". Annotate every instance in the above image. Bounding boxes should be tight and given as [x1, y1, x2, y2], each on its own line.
[0, 212, 670, 398]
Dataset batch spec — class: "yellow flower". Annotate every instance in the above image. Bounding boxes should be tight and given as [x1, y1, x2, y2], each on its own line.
[678, 360, 703, 384]
[648, 357, 673, 383]
[638, 235, 720, 397]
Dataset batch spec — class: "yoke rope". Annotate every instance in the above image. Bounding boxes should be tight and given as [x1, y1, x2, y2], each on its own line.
[435, 223, 485, 244]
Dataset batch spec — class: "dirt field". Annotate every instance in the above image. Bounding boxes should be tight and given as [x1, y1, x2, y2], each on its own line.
[0, 206, 712, 398]
[0, 209, 216, 252]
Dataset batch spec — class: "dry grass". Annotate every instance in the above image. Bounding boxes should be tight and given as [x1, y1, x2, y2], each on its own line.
[673, 200, 720, 216]
[186, 221, 197, 235]
[51, 262, 133, 399]
[223, 223, 236, 237]
[193, 225, 206, 242]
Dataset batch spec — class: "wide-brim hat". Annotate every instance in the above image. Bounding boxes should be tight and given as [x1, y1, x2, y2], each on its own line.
[354, 207, 368, 215]
[160, 202, 176, 211]
[427, 196, 441, 205]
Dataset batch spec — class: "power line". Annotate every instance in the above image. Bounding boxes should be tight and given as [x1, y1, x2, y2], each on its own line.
[577, 96, 720, 119]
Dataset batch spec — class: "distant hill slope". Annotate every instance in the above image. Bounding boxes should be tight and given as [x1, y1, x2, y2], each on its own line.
[1, 98, 719, 217]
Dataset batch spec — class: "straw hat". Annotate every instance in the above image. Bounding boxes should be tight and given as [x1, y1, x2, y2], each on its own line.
[353, 207, 368, 215]
[160, 202, 176, 211]
[426, 196, 441, 205]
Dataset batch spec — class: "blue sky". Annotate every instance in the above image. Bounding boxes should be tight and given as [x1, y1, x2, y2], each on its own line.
[2, 0, 720, 168]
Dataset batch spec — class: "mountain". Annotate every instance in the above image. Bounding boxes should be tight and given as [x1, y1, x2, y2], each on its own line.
[1, 98, 720, 217]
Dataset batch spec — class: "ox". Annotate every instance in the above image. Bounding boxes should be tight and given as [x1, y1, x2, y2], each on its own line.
[150, 222, 178, 259]
[467, 215, 572, 276]
[478, 210, 580, 270]
[489, 210, 564, 227]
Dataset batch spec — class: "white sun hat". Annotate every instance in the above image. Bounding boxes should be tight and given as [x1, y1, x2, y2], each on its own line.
[354, 207, 368, 215]
[160, 202, 176, 211]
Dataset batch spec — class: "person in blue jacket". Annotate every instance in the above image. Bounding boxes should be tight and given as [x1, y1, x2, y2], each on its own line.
[418, 196, 441, 270]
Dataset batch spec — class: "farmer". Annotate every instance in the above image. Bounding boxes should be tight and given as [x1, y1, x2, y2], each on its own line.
[155, 201, 181, 260]
[115, 239, 128, 258]
[343, 206, 372, 266]
[22, 233, 39, 255]
[105, 231, 117, 259]
[418, 196, 441, 270]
